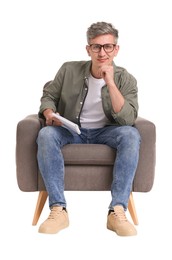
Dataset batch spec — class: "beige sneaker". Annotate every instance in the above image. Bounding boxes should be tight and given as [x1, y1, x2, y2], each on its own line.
[38, 206, 69, 234]
[107, 205, 137, 236]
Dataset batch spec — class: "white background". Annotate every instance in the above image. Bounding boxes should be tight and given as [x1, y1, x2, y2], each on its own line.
[0, 0, 172, 259]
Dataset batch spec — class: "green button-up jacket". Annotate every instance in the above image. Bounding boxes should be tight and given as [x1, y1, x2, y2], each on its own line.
[39, 60, 138, 126]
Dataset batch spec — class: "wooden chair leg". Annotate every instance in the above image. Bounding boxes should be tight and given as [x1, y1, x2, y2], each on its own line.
[128, 192, 139, 225]
[32, 191, 48, 226]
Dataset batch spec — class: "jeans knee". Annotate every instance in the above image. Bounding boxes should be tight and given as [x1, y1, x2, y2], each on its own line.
[119, 126, 141, 148]
[128, 127, 141, 150]
[37, 126, 55, 145]
[129, 127, 140, 141]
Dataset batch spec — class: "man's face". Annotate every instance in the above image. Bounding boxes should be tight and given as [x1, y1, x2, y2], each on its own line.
[86, 34, 119, 68]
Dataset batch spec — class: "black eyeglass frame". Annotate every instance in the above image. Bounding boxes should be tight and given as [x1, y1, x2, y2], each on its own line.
[89, 43, 117, 53]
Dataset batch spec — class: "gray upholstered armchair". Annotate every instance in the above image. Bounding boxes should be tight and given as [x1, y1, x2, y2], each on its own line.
[16, 114, 156, 226]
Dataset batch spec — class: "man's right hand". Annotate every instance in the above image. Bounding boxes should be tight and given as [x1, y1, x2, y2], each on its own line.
[43, 109, 62, 126]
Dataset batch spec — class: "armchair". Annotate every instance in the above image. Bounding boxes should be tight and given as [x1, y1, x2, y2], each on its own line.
[16, 114, 156, 226]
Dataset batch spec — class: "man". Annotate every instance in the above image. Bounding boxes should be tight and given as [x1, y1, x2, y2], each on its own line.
[37, 21, 141, 236]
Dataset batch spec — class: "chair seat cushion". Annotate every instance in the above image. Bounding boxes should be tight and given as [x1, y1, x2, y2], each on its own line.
[62, 144, 116, 165]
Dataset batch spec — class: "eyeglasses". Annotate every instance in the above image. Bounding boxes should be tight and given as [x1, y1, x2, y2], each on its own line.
[89, 43, 116, 53]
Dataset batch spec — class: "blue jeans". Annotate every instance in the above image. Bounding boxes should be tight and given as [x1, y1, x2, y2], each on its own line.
[37, 125, 141, 210]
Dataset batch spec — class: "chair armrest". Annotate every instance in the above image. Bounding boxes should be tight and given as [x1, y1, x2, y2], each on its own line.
[16, 114, 42, 191]
[133, 116, 156, 191]
[135, 116, 156, 142]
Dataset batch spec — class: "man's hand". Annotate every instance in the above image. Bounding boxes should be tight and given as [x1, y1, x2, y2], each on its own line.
[43, 109, 62, 126]
[97, 65, 114, 85]
[97, 65, 124, 113]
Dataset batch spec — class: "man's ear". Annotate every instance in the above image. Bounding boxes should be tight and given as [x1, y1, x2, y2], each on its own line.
[86, 45, 90, 56]
[114, 45, 120, 56]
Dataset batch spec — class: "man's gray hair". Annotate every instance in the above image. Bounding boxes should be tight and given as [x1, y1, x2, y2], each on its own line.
[86, 22, 119, 44]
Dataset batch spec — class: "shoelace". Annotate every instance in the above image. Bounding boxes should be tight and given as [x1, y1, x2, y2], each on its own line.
[113, 208, 127, 222]
[48, 207, 62, 220]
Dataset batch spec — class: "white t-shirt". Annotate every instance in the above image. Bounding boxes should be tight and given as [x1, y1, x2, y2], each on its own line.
[80, 74, 110, 129]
